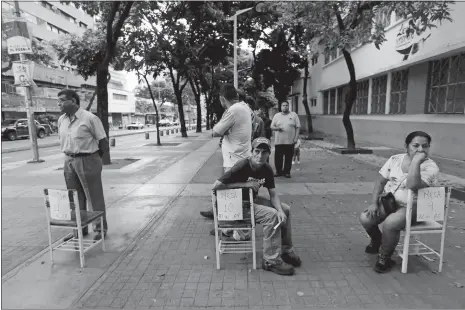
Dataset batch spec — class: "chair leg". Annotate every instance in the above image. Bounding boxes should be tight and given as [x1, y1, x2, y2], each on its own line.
[47, 224, 54, 263]
[401, 232, 410, 274]
[100, 217, 106, 251]
[252, 227, 256, 270]
[439, 230, 446, 273]
[77, 227, 85, 268]
[215, 226, 220, 270]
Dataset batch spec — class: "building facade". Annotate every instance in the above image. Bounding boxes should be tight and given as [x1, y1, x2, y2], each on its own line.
[289, 3, 465, 160]
[1, 1, 135, 124]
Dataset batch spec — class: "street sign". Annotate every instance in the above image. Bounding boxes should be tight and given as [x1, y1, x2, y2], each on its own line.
[13, 61, 34, 87]
[3, 20, 33, 54]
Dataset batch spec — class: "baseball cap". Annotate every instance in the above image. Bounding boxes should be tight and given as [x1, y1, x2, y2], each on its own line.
[252, 137, 271, 152]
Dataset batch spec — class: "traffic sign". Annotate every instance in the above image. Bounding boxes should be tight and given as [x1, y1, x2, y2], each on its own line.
[13, 61, 34, 87]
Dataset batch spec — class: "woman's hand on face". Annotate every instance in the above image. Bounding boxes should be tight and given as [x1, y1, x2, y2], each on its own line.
[413, 152, 427, 163]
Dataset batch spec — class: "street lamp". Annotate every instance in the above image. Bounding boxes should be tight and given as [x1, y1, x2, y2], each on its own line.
[226, 2, 266, 88]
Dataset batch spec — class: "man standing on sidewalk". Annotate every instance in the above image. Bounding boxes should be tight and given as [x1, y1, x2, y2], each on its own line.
[57, 89, 109, 241]
[271, 101, 300, 178]
[200, 84, 252, 219]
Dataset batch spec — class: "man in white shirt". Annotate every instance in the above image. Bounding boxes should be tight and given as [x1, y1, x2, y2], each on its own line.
[271, 101, 301, 178]
[200, 83, 252, 219]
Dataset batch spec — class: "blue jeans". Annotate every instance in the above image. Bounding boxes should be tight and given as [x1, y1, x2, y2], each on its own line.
[254, 196, 294, 264]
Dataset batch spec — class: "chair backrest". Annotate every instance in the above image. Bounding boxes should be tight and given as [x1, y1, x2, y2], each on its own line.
[407, 187, 450, 222]
[215, 188, 244, 221]
[43, 189, 77, 221]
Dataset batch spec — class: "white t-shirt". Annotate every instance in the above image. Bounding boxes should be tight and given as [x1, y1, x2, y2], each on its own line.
[213, 101, 252, 168]
[379, 154, 439, 207]
[271, 112, 301, 145]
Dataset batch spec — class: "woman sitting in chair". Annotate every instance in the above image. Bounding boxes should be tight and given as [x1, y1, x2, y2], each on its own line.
[359, 131, 439, 273]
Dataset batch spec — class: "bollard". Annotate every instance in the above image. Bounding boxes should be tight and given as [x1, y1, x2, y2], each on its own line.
[110, 137, 115, 147]
[145, 132, 149, 139]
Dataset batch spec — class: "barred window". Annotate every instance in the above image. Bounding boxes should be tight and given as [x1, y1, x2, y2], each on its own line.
[113, 93, 128, 101]
[371, 75, 387, 114]
[390, 69, 409, 114]
[323, 91, 329, 114]
[324, 52, 330, 65]
[330, 48, 337, 62]
[310, 98, 317, 107]
[354, 80, 369, 114]
[427, 53, 465, 114]
[336, 87, 344, 114]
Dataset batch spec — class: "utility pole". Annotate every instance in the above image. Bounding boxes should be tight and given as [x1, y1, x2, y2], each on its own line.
[14, 0, 42, 163]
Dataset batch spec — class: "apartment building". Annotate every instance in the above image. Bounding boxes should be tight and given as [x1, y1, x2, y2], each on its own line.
[1, 1, 135, 124]
[288, 2, 465, 160]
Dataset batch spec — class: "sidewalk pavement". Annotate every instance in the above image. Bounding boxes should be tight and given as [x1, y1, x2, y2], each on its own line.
[1, 125, 202, 153]
[70, 135, 465, 309]
[1, 128, 214, 309]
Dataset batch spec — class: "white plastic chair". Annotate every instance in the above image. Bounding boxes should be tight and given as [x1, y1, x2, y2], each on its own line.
[398, 187, 451, 273]
[211, 188, 256, 270]
[43, 189, 105, 268]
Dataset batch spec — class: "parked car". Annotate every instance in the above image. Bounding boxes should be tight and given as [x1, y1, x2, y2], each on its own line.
[127, 122, 144, 130]
[1, 119, 47, 141]
[158, 119, 172, 127]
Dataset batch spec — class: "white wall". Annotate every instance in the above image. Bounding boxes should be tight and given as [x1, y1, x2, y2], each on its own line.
[108, 89, 135, 114]
[319, 2, 465, 91]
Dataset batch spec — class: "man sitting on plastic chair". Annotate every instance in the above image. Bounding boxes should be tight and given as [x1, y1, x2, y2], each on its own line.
[212, 137, 301, 275]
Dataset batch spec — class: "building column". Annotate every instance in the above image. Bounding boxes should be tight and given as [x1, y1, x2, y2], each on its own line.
[327, 89, 331, 114]
[367, 78, 373, 114]
[385, 71, 392, 114]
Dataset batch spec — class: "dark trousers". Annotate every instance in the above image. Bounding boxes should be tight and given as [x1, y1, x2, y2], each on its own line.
[64, 152, 108, 233]
[274, 144, 294, 175]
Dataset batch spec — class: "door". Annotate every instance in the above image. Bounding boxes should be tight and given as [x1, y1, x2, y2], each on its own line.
[15, 120, 28, 136]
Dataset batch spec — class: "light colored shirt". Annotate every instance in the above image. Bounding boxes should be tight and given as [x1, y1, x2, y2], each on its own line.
[271, 111, 301, 145]
[379, 153, 439, 207]
[213, 101, 252, 168]
[58, 108, 107, 154]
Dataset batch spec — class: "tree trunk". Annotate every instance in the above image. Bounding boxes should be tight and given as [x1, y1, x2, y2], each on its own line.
[301, 59, 313, 135]
[175, 91, 188, 137]
[188, 78, 202, 133]
[144, 75, 161, 145]
[341, 48, 356, 149]
[96, 66, 111, 164]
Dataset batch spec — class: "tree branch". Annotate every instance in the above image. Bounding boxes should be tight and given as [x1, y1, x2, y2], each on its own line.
[111, 2, 133, 47]
[107, 2, 120, 47]
[333, 4, 345, 31]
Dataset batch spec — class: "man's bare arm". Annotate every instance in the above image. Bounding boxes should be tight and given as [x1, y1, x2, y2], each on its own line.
[268, 188, 284, 213]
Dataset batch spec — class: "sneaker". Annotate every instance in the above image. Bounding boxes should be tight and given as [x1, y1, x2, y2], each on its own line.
[274, 173, 283, 177]
[200, 210, 214, 219]
[284, 173, 291, 178]
[282, 251, 302, 267]
[262, 260, 295, 276]
[93, 232, 107, 241]
[374, 258, 396, 273]
[292, 161, 295, 164]
[365, 241, 381, 254]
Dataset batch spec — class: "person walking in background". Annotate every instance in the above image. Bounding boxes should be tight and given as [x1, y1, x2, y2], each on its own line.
[292, 137, 301, 165]
[258, 107, 272, 140]
[57, 89, 109, 241]
[271, 101, 301, 178]
[200, 84, 252, 219]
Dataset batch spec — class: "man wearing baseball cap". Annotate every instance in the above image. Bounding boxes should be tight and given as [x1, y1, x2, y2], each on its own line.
[212, 137, 302, 275]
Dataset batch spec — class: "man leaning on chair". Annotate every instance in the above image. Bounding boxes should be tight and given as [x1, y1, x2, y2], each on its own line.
[212, 137, 302, 275]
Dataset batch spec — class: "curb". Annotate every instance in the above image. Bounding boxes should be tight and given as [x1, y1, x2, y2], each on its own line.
[2, 125, 206, 154]
[71, 137, 216, 308]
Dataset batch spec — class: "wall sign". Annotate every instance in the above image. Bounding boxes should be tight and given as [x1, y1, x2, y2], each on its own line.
[395, 20, 432, 61]
[216, 189, 243, 221]
[12, 61, 34, 87]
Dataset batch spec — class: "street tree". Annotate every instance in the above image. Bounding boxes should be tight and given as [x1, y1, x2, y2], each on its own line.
[276, 1, 453, 149]
[53, 1, 135, 163]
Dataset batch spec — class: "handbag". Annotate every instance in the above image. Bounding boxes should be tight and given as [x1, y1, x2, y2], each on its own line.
[378, 176, 406, 216]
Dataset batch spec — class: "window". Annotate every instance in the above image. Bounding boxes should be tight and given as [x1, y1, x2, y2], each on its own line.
[354, 80, 369, 114]
[47, 23, 68, 35]
[427, 53, 465, 114]
[41, 1, 53, 10]
[21, 10, 38, 24]
[79, 22, 87, 28]
[390, 69, 409, 114]
[1, 83, 17, 94]
[329, 47, 337, 62]
[113, 93, 128, 101]
[324, 52, 330, 65]
[329, 89, 336, 114]
[323, 91, 329, 114]
[371, 75, 387, 114]
[310, 98, 317, 107]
